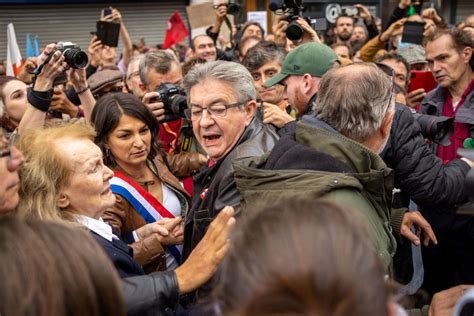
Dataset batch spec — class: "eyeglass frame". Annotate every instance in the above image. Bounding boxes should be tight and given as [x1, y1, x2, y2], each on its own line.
[184, 102, 246, 121]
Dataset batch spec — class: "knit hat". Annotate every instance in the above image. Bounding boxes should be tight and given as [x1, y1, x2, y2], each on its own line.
[264, 42, 339, 88]
[397, 44, 427, 65]
[87, 69, 124, 94]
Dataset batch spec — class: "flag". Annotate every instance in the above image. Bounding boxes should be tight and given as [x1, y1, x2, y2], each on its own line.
[26, 32, 34, 59]
[162, 12, 189, 49]
[6, 23, 23, 76]
[34, 35, 40, 56]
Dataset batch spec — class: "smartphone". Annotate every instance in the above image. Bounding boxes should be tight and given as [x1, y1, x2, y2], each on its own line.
[96, 21, 120, 47]
[103, 7, 112, 17]
[342, 7, 358, 17]
[408, 71, 437, 94]
[401, 21, 425, 45]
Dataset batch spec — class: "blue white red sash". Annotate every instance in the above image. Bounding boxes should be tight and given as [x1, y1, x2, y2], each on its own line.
[110, 171, 182, 264]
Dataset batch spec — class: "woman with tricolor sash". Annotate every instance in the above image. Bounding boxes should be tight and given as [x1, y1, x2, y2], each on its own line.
[91, 92, 191, 273]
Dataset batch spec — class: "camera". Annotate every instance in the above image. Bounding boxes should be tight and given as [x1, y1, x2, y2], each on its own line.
[227, 0, 241, 15]
[151, 83, 188, 122]
[54, 41, 88, 69]
[42, 41, 88, 69]
[412, 110, 454, 146]
[268, 0, 309, 41]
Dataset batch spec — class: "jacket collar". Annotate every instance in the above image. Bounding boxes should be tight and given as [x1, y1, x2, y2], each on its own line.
[295, 121, 390, 176]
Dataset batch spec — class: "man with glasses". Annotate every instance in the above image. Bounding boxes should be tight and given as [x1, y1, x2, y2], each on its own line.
[125, 54, 145, 99]
[234, 63, 437, 270]
[181, 60, 278, 301]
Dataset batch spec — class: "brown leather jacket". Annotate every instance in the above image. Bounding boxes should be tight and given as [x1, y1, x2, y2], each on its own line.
[167, 151, 206, 178]
[103, 156, 191, 273]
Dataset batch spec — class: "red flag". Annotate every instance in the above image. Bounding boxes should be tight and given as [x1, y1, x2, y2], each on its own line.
[162, 12, 189, 49]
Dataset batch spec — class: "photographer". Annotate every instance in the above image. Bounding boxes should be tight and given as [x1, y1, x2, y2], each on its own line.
[17, 43, 95, 137]
[139, 50, 208, 179]
[86, 7, 133, 77]
[272, 15, 321, 50]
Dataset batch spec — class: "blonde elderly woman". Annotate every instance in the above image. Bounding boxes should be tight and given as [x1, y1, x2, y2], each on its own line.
[17, 123, 235, 293]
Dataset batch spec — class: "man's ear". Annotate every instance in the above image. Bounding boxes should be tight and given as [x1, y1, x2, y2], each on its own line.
[462, 46, 472, 65]
[244, 100, 257, 126]
[57, 193, 70, 209]
[301, 74, 313, 94]
[381, 109, 395, 139]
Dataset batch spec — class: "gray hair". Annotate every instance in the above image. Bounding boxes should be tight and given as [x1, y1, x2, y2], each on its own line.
[183, 60, 256, 105]
[139, 50, 178, 88]
[126, 54, 144, 78]
[313, 63, 394, 142]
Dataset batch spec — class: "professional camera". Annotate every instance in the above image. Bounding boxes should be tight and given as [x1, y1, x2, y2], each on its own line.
[269, 0, 309, 41]
[412, 111, 454, 146]
[49, 41, 88, 69]
[152, 83, 188, 122]
[227, 0, 241, 15]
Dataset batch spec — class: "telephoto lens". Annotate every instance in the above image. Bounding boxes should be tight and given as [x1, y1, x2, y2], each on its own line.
[286, 19, 304, 41]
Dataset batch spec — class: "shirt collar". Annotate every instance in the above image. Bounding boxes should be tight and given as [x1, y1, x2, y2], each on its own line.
[76, 215, 118, 242]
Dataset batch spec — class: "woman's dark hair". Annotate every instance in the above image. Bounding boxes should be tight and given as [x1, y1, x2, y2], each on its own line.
[214, 198, 390, 316]
[91, 92, 165, 167]
[0, 216, 125, 316]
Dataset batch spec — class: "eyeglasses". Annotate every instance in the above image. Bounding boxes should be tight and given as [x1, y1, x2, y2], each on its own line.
[375, 62, 395, 114]
[184, 102, 244, 121]
[127, 70, 139, 81]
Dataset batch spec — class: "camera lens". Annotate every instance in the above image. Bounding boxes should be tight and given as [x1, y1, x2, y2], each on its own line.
[286, 21, 304, 41]
[63, 48, 89, 69]
[227, 3, 240, 15]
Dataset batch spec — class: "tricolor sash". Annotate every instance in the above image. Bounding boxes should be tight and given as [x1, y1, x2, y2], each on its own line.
[110, 171, 182, 264]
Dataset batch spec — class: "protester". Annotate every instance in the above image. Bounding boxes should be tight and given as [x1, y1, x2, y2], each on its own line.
[235, 62, 437, 269]
[242, 41, 295, 128]
[331, 42, 354, 60]
[0, 216, 126, 316]
[190, 35, 217, 62]
[91, 92, 194, 271]
[181, 60, 279, 300]
[213, 198, 394, 316]
[0, 129, 23, 213]
[138, 49, 207, 179]
[0, 76, 27, 136]
[264, 42, 339, 118]
[125, 54, 145, 99]
[420, 26, 474, 294]
[334, 14, 354, 44]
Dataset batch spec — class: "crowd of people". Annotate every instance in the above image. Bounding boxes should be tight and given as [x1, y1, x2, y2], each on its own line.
[1, 1, 474, 315]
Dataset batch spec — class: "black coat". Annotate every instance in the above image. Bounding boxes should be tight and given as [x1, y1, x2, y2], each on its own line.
[182, 117, 279, 301]
[123, 271, 179, 316]
[381, 104, 470, 209]
[91, 231, 145, 278]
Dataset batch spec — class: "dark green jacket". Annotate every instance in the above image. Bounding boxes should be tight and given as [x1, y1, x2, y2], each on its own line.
[234, 121, 403, 268]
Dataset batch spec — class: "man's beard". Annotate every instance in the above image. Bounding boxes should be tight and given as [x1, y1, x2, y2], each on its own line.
[338, 32, 351, 41]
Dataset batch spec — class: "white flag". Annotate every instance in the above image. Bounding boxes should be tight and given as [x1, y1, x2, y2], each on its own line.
[6, 23, 23, 76]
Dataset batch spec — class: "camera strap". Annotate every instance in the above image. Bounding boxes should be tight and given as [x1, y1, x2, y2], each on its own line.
[27, 87, 53, 112]
[224, 16, 234, 47]
[179, 126, 194, 153]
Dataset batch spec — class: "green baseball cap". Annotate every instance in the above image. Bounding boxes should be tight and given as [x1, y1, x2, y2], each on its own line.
[264, 42, 339, 88]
